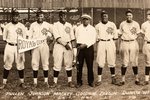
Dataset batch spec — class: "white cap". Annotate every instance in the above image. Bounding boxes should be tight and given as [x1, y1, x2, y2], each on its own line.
[81, 14, 92, 20]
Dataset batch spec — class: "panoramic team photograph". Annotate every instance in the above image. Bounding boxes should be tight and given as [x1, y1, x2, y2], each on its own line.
[0, 0, 150, 100]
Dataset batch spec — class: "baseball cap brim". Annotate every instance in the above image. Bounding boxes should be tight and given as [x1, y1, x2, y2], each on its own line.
[81, 14, 92, 20]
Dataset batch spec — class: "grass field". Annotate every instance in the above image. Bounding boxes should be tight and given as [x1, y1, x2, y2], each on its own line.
[0, 51, 149, 100]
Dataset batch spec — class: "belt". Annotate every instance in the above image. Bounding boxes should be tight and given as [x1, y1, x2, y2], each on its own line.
[147, 41, 150, 44]
[121, 39, 135, 42]
[100, 39, 110, 41]
[8, 43, 17, 46]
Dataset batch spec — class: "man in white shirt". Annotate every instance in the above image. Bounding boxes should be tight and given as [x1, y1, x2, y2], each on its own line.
[117, 9, 141, 86]
[29, 11, 53, 88]
[0, 10, 27, 89]
[95, 11, 118, 86]
[75, 14, 97, 88]
[51, 11, 75, 88]
[141, 10, 150, 85]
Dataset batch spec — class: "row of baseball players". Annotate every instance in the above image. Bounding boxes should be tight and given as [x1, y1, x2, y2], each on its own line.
[0, 9, 150, 89]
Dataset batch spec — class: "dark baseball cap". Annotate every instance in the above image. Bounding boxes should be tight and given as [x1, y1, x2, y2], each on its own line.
[11, 10, 19, 16]
[125, 9, 133, 15]
[101, 10, 108, 16]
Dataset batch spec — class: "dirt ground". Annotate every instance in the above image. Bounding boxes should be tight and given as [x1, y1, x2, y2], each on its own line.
[0, 51, 149, 100]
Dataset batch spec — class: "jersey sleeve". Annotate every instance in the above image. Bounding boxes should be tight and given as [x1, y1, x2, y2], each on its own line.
[69, 24, 75, 40]
[141, 23, 145, 34]
[136, 22, 141, 34]
[47, 24, 53, 37]
[113, 23, 118, 39]
[119, 22, 123, 35]
[53, 23, 61, 40]
[29, 23, 34, 39]
[21, 24, 27, 39]
[3, 24, 8, 41]
[95, 24, 100, 41]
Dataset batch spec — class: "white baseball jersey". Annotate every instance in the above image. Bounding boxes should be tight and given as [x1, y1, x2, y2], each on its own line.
[75, 24, 97, 48]
[29, 21, 53, 70]
[53, 21, 75, 43]
[29, 21, 53, 39]
[3, 22, 26, 43]
[95, 21, 118, 40]
[120, 20, 140, 40]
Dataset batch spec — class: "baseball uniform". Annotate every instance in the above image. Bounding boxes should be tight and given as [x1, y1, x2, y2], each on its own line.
[141, 20, 150, 84]
[120, 20, 140, 67]
[29, 21, 53, 71]
[53, 21, 75, 71]
[95, 21, 118, 68]
[3, 22, 26, 70]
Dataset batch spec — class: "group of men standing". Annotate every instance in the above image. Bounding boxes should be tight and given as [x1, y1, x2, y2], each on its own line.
[0, 8, 150, 89]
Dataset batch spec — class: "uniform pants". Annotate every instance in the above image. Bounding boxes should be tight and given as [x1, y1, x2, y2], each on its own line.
[77, 45, 94, 84]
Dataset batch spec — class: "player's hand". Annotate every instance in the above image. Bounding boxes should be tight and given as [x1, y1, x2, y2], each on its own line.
[65, 44, 71, 50]
[78, 44, 87, 49]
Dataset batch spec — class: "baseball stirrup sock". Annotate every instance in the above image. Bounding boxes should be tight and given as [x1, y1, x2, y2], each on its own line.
[54, 70, 59, 77]
[67, 70, 72, 82]
[132, 66, 138, 75]
[44, 70, 48, 77]
[145, 66, 150, 75]
[121, 67, 127, 75]
[66, 70, 72, 77]
[3, 68, 9, 79]
[98, 67, 103, 75]
[18, 70, 24, 78]
[110, 67, 115, 75]
[33, 71, 38, 78]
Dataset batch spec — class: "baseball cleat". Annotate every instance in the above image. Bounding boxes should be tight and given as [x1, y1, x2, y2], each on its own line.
[19, 83, 27, 89]
[43, 82, 50, 88]
[111, 76, 117, 85]
[68, 81, 75, 88]
[0, 84, 6, 89]
[32, 83, 37, 89]
[95, 81, 102, 86]
[76, 83, 82, 88]
[142, 81, 149, 86]
[88, 83, 95, 87]
[50, 82, 57, 88]
[116, 81, 125, 86]
[135, 81, 141, 85]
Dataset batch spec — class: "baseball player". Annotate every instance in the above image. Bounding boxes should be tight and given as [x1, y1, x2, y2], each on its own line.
[75, 14, 97, 88]
[95, 11, 118, 86]
[51, 11, 76, 88]
[141, 10, 150, 85]
[29, 11, 53, 88]
[117, 9, 141, 86]
[0, 10, 27, 89]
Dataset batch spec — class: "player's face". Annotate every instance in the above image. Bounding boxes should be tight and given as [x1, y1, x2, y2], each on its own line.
[147, 15, 150, 20]
[82, 18, 90, 26]
[12, 15, 19, 24]
[59, 14, 67, 22]
[101, 14, 108, 23]
[37, 14, 44, 23]
[126, 13, 133, 22]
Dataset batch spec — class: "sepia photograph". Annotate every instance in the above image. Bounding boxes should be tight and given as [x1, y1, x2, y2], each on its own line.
[0, 0, 150, 100]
